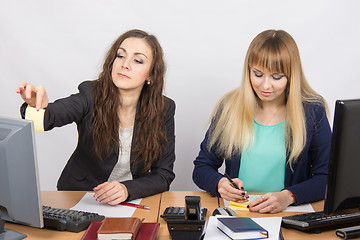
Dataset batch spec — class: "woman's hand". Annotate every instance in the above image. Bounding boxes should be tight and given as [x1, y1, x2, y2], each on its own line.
[248, 190, 295, 213]
[16, 82, 48, 110]
[217, 177, 248, 202]
[93, 181, 129, 205]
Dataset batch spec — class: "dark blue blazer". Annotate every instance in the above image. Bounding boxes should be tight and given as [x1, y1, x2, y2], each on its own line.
[193, 102, 331, 205]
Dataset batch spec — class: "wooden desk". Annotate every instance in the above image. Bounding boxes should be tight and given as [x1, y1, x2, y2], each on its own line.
[4, 191, 359, 239]
[4, 191, 161, 240]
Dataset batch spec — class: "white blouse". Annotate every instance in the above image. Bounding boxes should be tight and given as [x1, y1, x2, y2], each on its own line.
[107, 126, 133, 182]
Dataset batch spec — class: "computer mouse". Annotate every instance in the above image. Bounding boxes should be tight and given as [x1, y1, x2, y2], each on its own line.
[212, 207, 237, 216]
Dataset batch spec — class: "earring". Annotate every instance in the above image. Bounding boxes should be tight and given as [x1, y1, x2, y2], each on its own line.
[147, 80, 151, 85]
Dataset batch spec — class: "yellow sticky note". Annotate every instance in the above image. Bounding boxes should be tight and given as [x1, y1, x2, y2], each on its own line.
[229, 201, 249, 211]
[25, 106, 45, 132]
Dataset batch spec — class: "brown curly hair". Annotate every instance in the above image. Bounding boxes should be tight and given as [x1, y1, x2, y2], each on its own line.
[92, 29, 166, 171]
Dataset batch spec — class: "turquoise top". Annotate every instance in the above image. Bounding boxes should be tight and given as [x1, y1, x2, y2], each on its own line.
[238, 120, 286, 192]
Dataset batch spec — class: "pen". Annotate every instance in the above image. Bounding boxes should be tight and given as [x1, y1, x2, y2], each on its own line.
[119, 202, 150, 210]
[224, 173, 240, 190]
[224, 174, 248, 202]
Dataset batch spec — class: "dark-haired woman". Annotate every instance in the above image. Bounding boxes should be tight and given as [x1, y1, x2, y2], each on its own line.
[16, 29, 175, 205]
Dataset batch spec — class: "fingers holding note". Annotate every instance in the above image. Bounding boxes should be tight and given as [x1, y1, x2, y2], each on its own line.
[16, 82, 49, 110]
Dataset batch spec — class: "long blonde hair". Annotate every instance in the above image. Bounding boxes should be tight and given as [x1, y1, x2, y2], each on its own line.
[208, 29, 327, 166]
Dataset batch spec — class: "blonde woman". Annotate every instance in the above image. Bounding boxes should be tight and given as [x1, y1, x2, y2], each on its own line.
[192, 29, 331, 213]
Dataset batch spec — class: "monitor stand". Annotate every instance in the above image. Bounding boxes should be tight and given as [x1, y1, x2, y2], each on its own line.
[0, 217, 27, 240]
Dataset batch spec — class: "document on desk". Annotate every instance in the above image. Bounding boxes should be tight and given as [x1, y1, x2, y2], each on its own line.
[225, 194, 314, 212]
[70, 192, 141, 217]
[204, 216, 282, 240]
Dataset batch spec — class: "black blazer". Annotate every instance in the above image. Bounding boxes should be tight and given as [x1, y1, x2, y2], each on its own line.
[26, 80, 176, 201]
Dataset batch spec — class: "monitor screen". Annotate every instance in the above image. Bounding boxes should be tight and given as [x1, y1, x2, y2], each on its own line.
[0, 117, 43, 238]
[324, 99, 360, 214]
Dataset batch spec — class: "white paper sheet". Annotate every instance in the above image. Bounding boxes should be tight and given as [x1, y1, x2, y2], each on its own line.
[70, 192, 142, 217]
[204, 216, 282, 240]
[224, 194, 314, 212]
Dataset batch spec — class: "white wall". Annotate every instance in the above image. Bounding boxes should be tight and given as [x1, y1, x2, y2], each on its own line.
[1, 0, 360, 191]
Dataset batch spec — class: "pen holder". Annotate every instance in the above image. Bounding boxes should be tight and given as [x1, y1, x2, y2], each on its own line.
[166, 219, 205, 240]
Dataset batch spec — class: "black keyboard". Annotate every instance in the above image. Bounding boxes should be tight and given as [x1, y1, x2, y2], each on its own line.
[42, 205, 105, 232]
[282, 211, 360, 232]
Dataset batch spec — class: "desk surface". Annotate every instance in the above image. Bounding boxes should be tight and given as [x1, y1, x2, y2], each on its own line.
[4, 191, 358, 240]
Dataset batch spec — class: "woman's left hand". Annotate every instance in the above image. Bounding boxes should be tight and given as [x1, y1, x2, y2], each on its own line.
[93, 181, 129, 205]
[248, 190, 295, 213]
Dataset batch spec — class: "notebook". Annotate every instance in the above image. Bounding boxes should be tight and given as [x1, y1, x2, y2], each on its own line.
[204, 216, 281, 240]
[217, 217, 268, 240]
[97, 217, 142, 240]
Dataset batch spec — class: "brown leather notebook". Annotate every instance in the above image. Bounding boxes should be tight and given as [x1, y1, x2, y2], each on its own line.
[97, 217, 142, 240]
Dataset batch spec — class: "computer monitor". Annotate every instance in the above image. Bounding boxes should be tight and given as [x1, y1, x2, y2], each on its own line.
[0, 117, 43, 240]
[324, 99, 360, 214]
